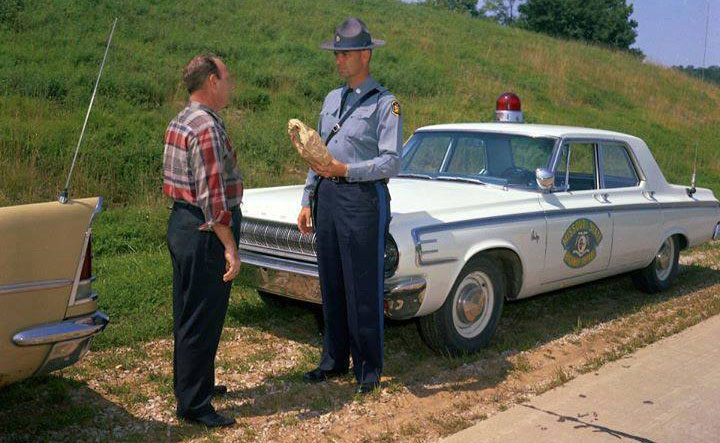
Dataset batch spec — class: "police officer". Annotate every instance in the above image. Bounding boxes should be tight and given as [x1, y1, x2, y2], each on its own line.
[296, 17, 403, 394]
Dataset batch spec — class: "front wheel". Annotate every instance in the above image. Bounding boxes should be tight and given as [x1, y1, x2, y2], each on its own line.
[631, 236, 680, 293]
[417, 255, 505, 356]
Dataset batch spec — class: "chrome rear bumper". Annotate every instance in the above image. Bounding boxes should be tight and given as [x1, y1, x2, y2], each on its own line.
[240, 249, 426, 320]
[12, 311, 109, 376]
[713, 222, 720, 241]
[12, 311, 109, 346]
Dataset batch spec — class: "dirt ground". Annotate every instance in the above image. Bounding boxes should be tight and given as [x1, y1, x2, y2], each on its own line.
[5, 248, 720, 442]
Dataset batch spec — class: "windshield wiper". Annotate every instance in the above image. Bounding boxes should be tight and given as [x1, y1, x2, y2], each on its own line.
[397, 173, 433, 180]
[435, 176, 487, 185]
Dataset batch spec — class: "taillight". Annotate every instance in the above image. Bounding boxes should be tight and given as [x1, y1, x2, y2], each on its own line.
[69, 232, 97, 307]
[80, 234, 92, 280]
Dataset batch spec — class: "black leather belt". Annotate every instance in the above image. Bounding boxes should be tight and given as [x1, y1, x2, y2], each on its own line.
[173, 201, 239, 211]
[325, 177, 389, 185]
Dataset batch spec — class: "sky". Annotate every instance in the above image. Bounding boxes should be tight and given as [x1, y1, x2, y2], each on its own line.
[631, 0, 719, 67]
[400, 0, 719, 67]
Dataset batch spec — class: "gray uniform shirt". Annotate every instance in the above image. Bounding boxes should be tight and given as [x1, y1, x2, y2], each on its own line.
[301, 76, 403, 207]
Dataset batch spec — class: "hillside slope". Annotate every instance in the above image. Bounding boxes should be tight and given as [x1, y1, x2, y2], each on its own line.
[0, 0, 718, 206]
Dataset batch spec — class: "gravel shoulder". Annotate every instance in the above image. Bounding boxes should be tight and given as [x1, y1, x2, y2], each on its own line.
[3, 246, 720, 442]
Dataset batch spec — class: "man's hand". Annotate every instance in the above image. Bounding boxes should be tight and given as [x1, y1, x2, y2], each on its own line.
[311, 158, 348, 178]
[223, 248, 241, 282]
[212, 223, 241, 282]
[297, 206, 313, 234]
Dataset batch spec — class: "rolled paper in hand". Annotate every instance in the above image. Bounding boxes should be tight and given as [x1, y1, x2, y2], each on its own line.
[287, 119, 334, 167]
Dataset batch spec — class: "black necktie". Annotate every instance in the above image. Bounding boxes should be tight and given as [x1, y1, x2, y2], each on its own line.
[339, 87, 353, 118]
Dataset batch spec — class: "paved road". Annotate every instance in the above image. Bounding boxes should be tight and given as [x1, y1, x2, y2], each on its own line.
[444, 314, 720, 443]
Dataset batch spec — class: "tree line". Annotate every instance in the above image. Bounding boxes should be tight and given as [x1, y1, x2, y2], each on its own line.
[673, 66, 720, 87]
[429, 0, 720, 87]
[427, 0, 643, 57]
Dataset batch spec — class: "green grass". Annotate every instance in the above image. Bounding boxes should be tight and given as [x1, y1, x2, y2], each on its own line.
[0, 375, 94, 439]
[92, 248, 173, 349]
[1, 0, 719, 207]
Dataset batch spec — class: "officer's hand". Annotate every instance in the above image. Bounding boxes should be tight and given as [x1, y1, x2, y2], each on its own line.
[312, 159, 348, 178]
[223, 249, 242, 282]
[289, 131, 302, 151]
[297, 207, 313, 234]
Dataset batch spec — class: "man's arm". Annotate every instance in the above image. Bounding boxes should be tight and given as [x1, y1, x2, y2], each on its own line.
[298, 168, 317, 234]
[189, 124, 241, 281]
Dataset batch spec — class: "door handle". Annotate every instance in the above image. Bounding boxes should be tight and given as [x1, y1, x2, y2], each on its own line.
[593, 193, 609, 203]
[642, 190, 656, 200]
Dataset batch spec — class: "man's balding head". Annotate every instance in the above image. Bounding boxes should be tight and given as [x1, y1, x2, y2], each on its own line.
[183, 55, 221, 94]
[182, 55, 234, 111]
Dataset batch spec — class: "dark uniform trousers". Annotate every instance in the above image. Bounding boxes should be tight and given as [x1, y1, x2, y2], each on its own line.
[167, 202, 241, 417]
[314, 178, 391, 384]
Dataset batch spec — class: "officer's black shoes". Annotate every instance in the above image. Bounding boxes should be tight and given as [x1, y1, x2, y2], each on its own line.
[178, 411, 235, 428]
[303, 367, 349, 383]
[212, 384, 228, 396]
[355, 381, 381, 395]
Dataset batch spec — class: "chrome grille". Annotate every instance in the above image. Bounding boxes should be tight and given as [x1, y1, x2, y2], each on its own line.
[240, 218, 316, 258]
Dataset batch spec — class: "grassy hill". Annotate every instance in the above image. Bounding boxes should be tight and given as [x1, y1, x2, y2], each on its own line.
[1, 0, 719, 207]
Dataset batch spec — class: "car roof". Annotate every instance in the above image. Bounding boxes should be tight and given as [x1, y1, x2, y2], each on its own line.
[415, 123, 637, 140]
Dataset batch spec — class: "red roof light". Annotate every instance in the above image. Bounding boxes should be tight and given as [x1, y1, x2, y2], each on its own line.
[496, 92, 521, 111]
[495, 92, 524, 123]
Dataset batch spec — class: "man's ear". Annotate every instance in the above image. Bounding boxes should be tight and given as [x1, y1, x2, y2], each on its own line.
[207, 73, 218, 88]
[363, 49, 372, 64]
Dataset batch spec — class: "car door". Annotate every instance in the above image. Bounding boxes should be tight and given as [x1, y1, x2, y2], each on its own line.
[598, 141, 660, 270]
[540, 141, 613, 284]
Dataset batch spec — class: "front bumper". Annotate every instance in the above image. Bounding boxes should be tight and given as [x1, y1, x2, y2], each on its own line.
[240, 249, 426, 320]
[12, 311, 109, 375]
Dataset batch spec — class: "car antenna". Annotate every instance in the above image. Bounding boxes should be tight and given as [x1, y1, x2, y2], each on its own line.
[688, 1, 710, 197]
[59, 18, 118, 204]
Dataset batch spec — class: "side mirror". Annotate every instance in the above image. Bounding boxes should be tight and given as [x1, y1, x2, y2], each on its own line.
[536, 168, 554, 192]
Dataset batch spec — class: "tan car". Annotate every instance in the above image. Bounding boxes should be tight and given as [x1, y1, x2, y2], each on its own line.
[0, 197, 108, 387]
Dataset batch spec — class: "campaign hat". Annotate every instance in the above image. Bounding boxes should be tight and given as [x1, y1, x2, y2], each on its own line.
[320, 17, 385, 51]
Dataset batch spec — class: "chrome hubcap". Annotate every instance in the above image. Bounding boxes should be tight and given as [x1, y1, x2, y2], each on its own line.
[654, 237, 674, 281]
[452, 271, 494, 338]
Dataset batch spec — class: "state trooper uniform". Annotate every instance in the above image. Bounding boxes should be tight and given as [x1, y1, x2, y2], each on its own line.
[301, 18, 403, 391]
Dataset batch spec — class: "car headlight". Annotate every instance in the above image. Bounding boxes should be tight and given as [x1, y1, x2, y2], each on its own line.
[384, 235, 399, 278]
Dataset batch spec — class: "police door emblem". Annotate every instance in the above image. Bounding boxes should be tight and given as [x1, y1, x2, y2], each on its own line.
[561, 218, 603, 268]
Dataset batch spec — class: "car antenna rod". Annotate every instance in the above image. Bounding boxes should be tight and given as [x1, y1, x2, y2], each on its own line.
[688, 1, 711, 197]
[59, 18, 118, 204]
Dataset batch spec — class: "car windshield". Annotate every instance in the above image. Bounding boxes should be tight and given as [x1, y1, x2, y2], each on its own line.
[400, 131, 557, 189]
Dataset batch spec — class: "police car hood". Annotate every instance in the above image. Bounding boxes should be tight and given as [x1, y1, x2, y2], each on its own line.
[241, 178, 539, 225]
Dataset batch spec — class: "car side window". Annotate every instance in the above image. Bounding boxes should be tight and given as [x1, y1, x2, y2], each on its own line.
[510, 136, 555, 171]
[446, 136, 486, 174]
[556, 143, 597, 191]
[402, 135, 452, 173]
[600, 143, 640, 188]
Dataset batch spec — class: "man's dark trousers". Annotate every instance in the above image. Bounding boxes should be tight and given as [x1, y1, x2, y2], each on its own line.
[167, 203, 241, 417]
[314, 178, 390, 385]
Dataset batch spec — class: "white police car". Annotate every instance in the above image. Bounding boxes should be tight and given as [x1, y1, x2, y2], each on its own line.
[238, 93, 720, 355]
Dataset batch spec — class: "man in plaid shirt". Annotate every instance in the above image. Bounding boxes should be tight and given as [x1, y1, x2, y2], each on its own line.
[164, 54, 242, 428]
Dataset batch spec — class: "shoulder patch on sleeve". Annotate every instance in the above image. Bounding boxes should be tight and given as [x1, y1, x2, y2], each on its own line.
[391, 100, 401, 117]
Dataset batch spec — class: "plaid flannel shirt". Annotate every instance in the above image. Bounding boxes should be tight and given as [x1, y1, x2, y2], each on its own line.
[163, 102, 243, 230]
